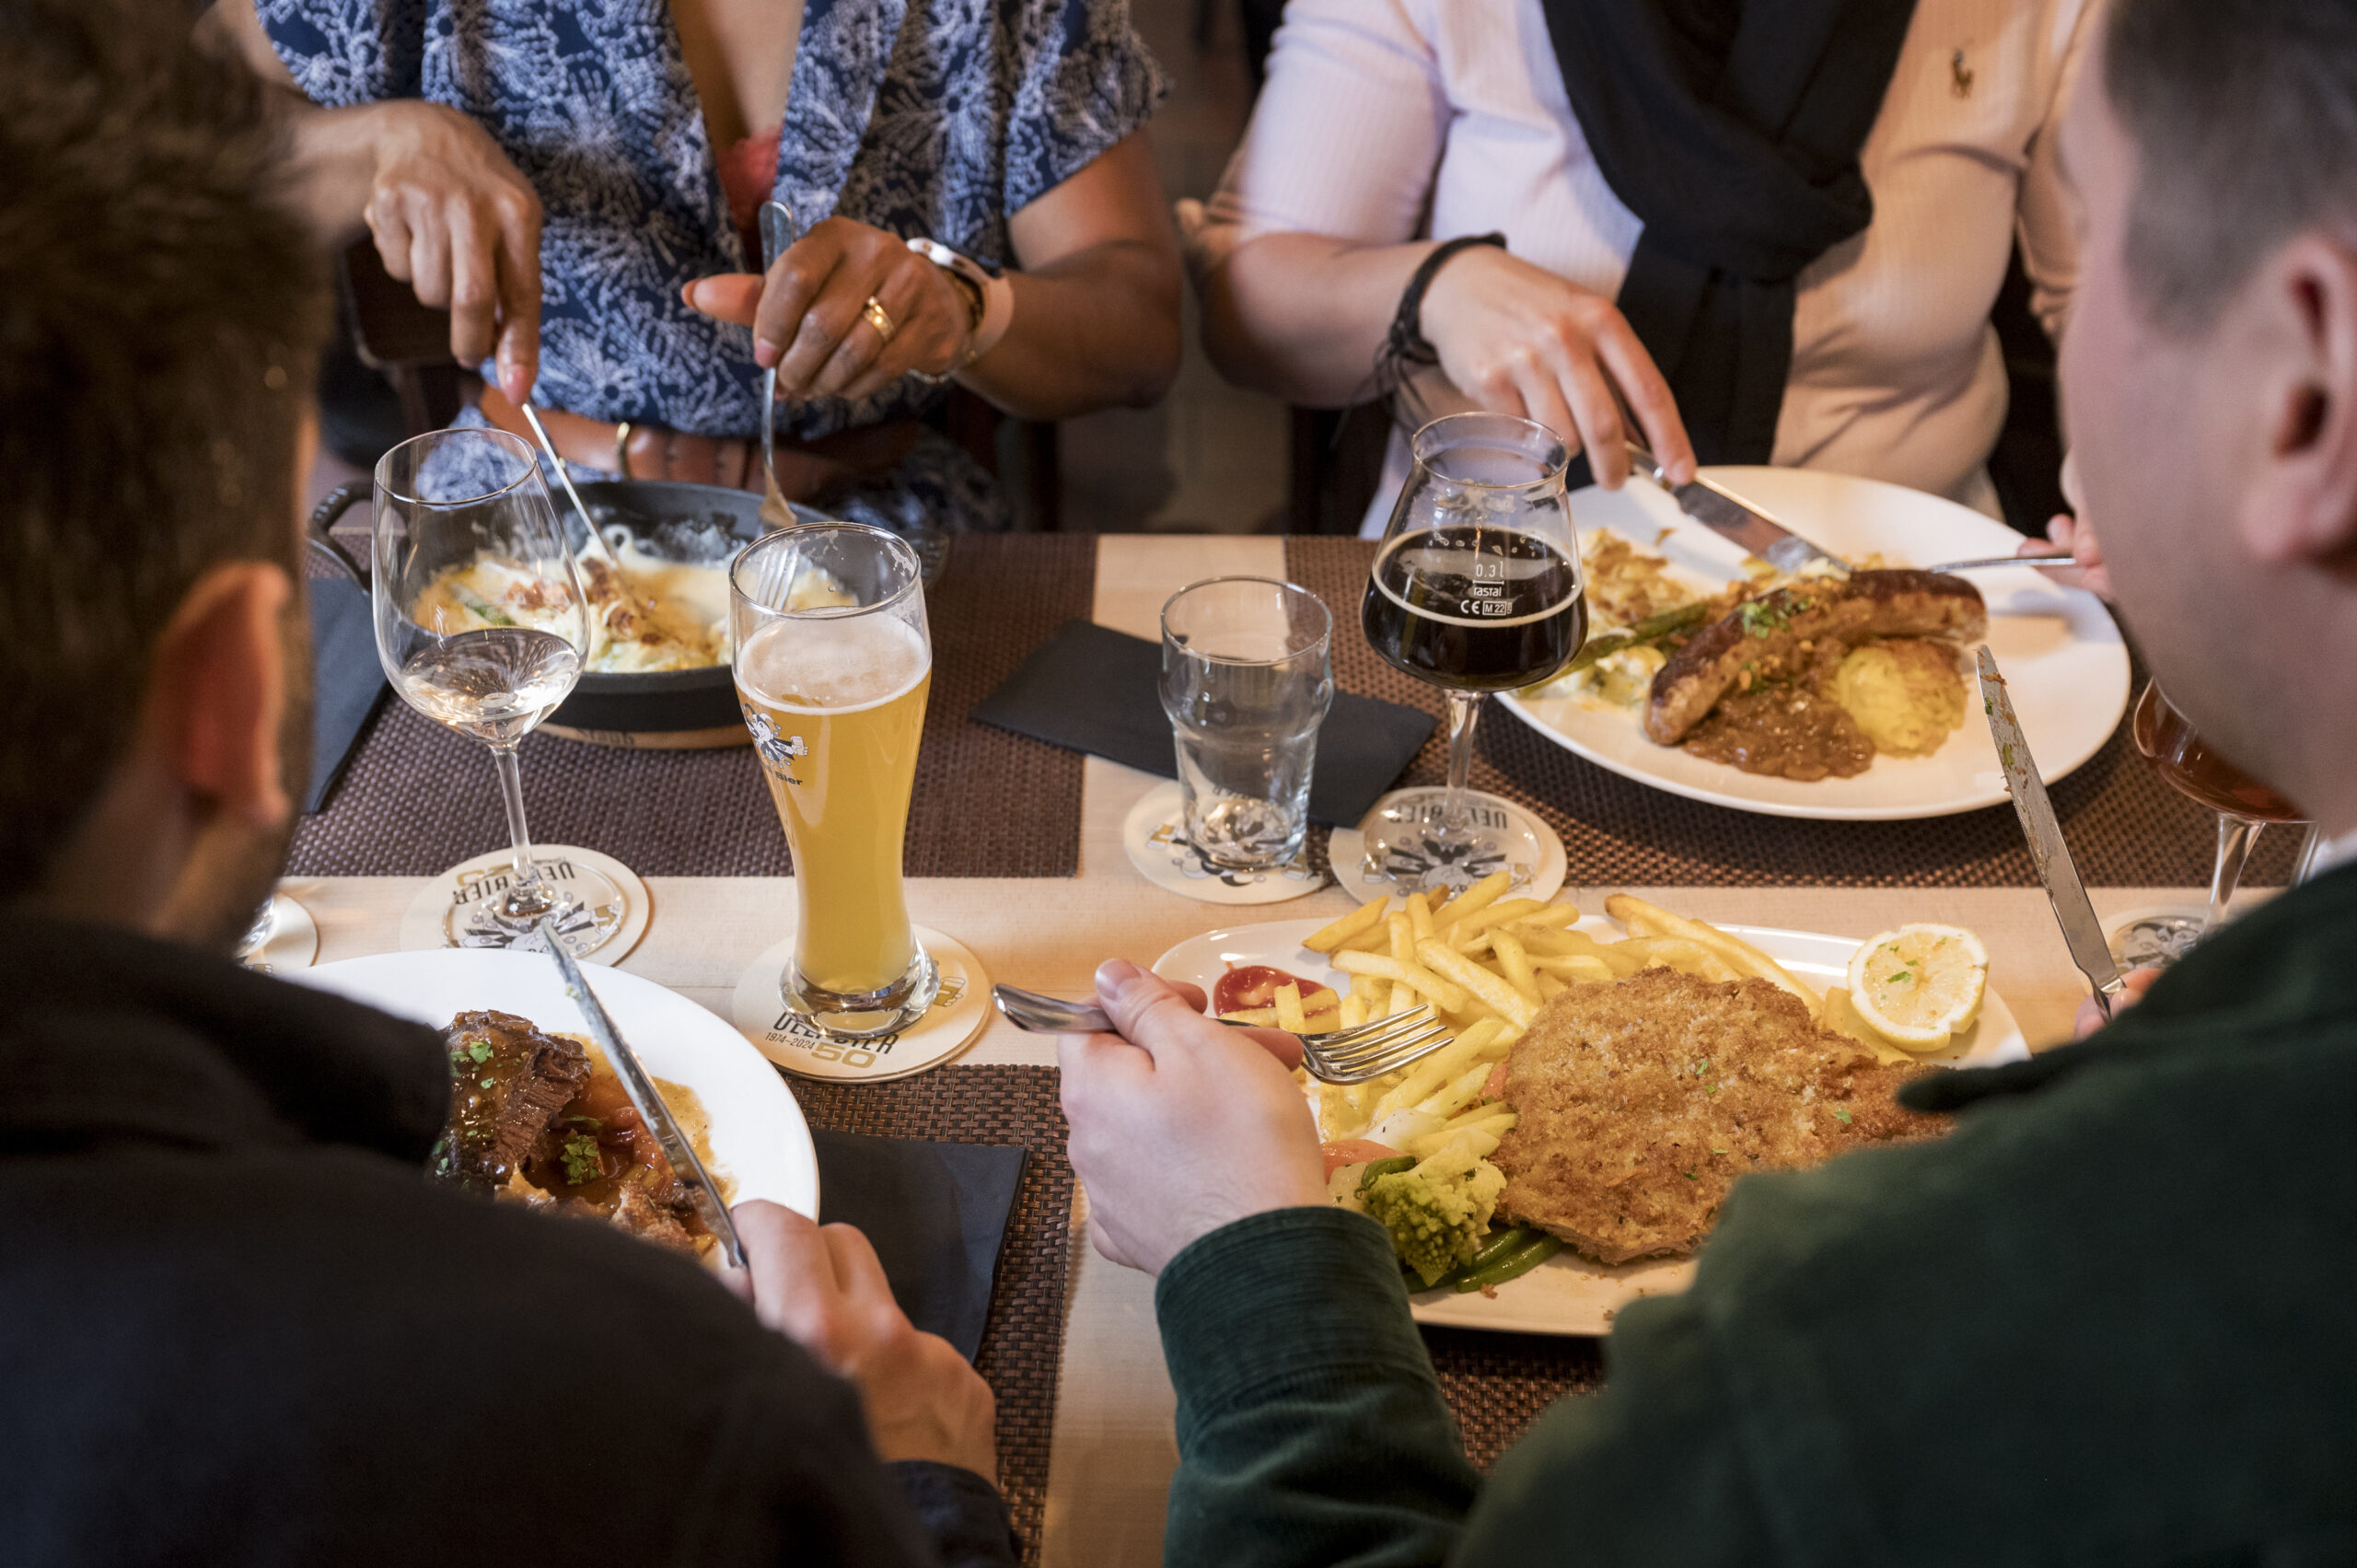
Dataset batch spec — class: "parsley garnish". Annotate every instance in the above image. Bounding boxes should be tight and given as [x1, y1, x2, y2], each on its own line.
[1737, 599, 1789, 637]
[1887, 970, 1912, 985]
[1833, 1109, 1852, 1125]
[561, 1132, 602, 1186]
[1681, 1171, 1698, 1181]
[565, 1115, 603, 1129]
[478, 1077, 494, 1089]
[466, 1040, 492, 1064]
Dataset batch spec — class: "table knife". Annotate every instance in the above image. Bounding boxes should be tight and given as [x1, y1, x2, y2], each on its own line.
[1976, 647, 2129, 1018]
[536, 919, 746, 1267]
[1624, 440, 1851, 577]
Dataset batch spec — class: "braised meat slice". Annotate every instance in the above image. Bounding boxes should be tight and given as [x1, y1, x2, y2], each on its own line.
[439, 1010, 591, 1192]
[1644, 570, 1986, 745]
[518, 1051, 707, 1254]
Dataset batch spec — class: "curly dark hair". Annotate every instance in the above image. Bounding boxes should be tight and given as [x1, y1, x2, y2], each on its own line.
[0, 0, 327, 897]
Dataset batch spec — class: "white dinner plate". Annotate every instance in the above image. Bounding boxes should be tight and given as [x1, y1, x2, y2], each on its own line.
[1153, 915, 2027, 1337]
[1500, 465, 2130, 819]
[299, 949, 819, 1219]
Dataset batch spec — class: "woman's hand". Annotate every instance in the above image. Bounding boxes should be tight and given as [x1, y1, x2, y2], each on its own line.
[361, 100, 543, 405]
[684, 216, 973, 402]
[1418, 246, 1696, 489]
[2030, 513, 2113, 598]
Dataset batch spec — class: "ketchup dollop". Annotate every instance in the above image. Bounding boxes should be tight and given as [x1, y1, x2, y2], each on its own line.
[1211, 964, 1321, 1015]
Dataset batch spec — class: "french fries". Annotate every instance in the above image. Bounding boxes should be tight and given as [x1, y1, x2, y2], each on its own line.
[1431, 869, 1513, 930]
[1303, 894, 1388, 954]
[1418, 938, 1538, 1030]
[1331, 949, 1470, 1012]
[1604, 894, 1817, 1005]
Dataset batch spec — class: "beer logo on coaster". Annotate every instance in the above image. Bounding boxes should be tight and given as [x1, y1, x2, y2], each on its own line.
[741, 705, 808, 784]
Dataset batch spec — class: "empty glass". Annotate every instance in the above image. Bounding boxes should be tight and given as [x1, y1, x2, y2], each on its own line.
[1158, 577, 1334, 871]
[373, 427, 589, 927]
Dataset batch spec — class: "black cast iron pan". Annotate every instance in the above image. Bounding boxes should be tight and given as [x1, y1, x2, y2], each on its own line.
[308, 477, 823, 749]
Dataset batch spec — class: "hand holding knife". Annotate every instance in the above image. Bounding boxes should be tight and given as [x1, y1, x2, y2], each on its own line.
[1976, 648, 2130, 1019]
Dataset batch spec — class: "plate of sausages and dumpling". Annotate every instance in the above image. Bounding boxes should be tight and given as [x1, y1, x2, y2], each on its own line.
[1502, 466, 2129, 821]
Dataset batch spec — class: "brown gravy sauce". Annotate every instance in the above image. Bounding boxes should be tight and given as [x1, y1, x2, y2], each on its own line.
[1682, 659, 1874, 782]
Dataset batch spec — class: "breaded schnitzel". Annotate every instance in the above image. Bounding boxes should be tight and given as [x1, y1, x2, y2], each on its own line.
[1492, 969, 1942, 1264]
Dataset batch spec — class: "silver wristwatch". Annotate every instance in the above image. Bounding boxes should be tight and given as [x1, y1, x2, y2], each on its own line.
[905, 237, 1014, 381]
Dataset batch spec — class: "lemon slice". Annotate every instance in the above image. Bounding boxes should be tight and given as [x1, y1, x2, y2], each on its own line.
[1845, 924, 1989, 1051]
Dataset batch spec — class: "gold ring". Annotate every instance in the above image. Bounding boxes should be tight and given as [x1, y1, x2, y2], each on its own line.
[612, 420, 633, 481]
[862, 296, 898, 344]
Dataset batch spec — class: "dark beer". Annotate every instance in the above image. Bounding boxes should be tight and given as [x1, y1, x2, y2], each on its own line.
[1362, 526, 1585, 692]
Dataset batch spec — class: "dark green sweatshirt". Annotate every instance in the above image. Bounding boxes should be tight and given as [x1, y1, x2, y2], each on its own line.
[1155, 865, 2357, 1566]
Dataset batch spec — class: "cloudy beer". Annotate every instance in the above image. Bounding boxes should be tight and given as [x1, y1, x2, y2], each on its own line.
[731, 525, 939, 1038]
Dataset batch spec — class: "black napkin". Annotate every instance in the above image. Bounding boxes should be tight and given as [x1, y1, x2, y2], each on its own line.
[306, 577, 389, 814]
[970, 619, 1434, 827]
[811, 1130, 1027, 1363]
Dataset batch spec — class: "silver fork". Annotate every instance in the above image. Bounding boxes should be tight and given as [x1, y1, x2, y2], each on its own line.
[757, 200, 797, 531]
[991, 983, 1454, 1085]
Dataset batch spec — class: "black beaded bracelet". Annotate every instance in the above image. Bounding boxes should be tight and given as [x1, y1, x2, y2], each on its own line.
[1373, 232, 1506, 419]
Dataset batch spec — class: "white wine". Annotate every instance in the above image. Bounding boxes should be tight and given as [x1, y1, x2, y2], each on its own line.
[398, 627, 583, 745]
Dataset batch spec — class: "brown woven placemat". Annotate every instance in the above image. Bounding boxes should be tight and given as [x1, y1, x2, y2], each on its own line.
[1423, 1327, 1604, 1472]
[289, 534, 1095, 878]
[787, 1064, 1073, 1566]
[1286, 538, 2298, 888]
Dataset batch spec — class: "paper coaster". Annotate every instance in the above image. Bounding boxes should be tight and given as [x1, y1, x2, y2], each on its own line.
[1328, 789, 1567, 904]
[1121, 781, 1330, 905]
[733, 923, 991, 1082]
[238, 891, 319, 975]
[2104, 902, 2213, 969]
[399, 845, 650, 964]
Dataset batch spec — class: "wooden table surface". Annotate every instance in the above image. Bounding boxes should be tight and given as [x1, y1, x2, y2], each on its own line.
[282, 534, 2241, 1568]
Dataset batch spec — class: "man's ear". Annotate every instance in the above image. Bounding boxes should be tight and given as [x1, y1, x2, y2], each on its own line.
[142, 561, 296, 829]
[2240, 234, 2357, 569]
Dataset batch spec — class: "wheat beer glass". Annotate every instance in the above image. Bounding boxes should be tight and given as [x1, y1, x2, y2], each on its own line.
[732, 524, 938, 1039]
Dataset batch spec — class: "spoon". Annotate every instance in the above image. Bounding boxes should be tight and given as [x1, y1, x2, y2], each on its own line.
[758, 200, 799, 532]
[516, 401, 628, 574]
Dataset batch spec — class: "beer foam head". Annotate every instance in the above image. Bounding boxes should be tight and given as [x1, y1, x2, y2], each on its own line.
[737, 613, 930, 713]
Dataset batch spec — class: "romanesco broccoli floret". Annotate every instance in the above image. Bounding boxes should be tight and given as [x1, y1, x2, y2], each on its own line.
[1362, 1141, 1507, 1286]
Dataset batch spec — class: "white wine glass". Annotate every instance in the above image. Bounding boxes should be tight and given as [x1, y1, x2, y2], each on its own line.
[373, 427, 589, 926]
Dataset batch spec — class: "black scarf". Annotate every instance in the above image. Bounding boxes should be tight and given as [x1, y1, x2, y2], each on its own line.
[1538, 0, 1920, 464]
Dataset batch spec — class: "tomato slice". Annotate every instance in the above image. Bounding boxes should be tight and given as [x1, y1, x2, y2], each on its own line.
[1320, 1138, 1404, 1179]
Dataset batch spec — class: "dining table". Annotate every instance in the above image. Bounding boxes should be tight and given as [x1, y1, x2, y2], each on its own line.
[284, 529, 2298, 1568]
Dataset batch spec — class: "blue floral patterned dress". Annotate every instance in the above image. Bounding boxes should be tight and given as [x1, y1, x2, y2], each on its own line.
[261, 0, 1167, 534]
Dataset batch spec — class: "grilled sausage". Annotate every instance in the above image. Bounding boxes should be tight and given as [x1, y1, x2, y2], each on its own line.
[1643, 570, 1987, 745]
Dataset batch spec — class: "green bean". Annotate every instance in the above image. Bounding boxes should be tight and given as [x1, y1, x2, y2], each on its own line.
[1561, 601, 1710, 674]
[1421, 1226, 1536, 1292]
[1356, 1156, 1416, 1192]
[1454, 1234, 1563, 1293]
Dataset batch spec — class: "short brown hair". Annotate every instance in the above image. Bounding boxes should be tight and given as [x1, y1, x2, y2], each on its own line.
[0, 0, 326, 896]
[2107, 0, 2357, 329]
